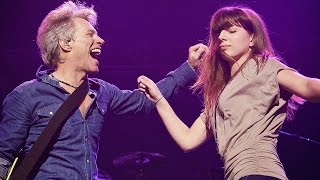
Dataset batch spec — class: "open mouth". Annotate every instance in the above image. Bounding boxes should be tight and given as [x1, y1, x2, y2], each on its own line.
[90, 48, 101, 59]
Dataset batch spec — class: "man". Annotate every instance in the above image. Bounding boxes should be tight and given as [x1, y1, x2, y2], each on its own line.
[0, 1, 206, 179]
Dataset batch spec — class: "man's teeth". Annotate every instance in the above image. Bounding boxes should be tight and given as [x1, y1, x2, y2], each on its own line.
[90, 48, 101, 55]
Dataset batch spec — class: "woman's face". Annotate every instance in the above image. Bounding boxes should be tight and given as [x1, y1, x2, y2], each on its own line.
[218, 25, 254, 62]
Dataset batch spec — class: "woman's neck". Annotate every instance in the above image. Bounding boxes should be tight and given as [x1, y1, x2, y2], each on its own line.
[229, 50, 253, 76]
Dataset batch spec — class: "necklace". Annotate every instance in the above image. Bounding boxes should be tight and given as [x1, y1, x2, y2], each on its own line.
[51, 75, 78, 89]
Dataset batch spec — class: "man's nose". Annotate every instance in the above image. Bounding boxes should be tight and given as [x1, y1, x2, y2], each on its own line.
[97, 36, 105, 45]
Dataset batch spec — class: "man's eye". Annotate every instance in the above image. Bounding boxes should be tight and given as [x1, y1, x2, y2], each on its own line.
[87, 33, 93, 36]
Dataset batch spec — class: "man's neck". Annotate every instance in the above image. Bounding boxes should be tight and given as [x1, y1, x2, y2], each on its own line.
[51, 68, 87, 88]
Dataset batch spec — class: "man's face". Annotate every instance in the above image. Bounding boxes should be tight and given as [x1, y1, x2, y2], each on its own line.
[68, 17, 105, 73]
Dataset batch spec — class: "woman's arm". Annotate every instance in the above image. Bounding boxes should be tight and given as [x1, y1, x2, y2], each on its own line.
[278, 69, 320, 102]
[138, 75, 210, 152]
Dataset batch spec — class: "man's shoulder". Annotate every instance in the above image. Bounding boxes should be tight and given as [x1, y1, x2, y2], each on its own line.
[88, 77, 104, 84]
[13, 79, 41, 93]
[3, 79, 40, 103]
[88, 78, 119, 90]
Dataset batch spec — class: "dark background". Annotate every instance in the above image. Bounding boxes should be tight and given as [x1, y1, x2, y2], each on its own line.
[1, 0, 320, 179]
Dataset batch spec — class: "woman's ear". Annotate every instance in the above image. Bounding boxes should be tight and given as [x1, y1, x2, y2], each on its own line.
[249, 34, 254, 47]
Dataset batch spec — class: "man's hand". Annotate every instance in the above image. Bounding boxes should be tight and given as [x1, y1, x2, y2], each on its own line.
[188, 43, 208, 69]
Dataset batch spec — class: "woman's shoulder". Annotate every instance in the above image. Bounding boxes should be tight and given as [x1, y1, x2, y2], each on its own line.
[265, 57, 289, 69]
[257, 57, 293, 74]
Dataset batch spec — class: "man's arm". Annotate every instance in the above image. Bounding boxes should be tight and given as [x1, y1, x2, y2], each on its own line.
[104, 61, 197, 115]
[105, 44, 207, 115]
[0, 89, 31, 179]
[0, 157, 10, 180]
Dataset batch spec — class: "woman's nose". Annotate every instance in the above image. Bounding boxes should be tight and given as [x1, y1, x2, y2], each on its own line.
[218, 30, 226, 41]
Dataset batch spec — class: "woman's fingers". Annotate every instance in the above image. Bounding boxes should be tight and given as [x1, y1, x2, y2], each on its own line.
[137, 75, 163, 102]
[138, 75, 155, 89]
[188, 43, 208, 67]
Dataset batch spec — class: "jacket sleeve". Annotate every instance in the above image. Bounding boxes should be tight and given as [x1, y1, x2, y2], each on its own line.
[105, 61, 197, 115]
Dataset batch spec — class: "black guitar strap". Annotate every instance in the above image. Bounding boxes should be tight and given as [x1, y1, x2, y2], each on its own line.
[10, 79, 89, 180]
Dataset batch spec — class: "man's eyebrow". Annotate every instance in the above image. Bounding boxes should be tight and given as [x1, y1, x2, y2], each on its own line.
[88, 29, 97, 34]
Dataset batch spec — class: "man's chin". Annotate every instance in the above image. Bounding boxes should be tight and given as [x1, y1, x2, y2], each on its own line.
[89, 59, 100, 73]
[85, 67, 99, 74]
[90, 69, 99, 73]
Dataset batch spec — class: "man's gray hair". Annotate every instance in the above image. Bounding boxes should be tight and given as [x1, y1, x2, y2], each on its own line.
[37, 1, 97, 68]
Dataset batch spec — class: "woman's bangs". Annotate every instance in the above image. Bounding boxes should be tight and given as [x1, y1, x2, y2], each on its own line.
[212, 8, 250, 35]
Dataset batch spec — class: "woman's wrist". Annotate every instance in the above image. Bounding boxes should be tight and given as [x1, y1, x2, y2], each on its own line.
[155, 96, 164, 104]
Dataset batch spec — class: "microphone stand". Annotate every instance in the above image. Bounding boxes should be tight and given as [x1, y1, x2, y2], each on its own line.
[280, 131, 320, 145]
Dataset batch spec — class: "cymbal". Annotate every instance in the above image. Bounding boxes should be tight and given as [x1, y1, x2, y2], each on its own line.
[113, 151, 166, 169]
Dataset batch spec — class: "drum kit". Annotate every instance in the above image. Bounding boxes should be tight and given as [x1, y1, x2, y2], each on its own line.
[112, 151, 167, 180]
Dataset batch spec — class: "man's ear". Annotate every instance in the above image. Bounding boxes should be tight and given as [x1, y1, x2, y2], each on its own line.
[59, 38, 72, 52]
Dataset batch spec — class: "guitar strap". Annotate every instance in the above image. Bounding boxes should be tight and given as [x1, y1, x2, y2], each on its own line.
[8, 79, 89, 180]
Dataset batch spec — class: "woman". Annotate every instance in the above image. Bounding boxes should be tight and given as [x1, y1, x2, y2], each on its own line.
[137, 6, 320, 180]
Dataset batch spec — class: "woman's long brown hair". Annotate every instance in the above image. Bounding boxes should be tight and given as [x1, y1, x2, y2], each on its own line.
[192, 6, 276, 129]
